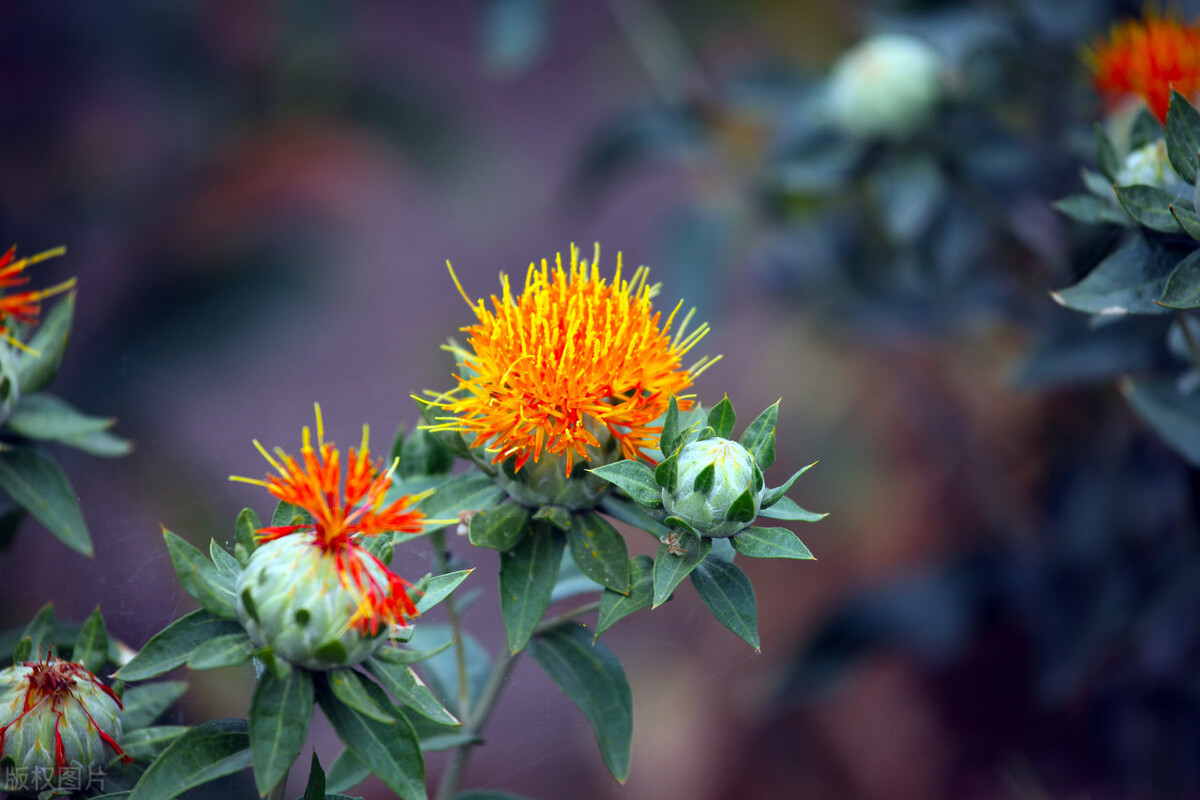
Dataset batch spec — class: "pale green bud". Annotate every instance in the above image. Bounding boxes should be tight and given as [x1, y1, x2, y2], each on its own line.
[828, 34, 944, 140]
[1116, 139, 1187, 191]
[662, 438, 762, 538]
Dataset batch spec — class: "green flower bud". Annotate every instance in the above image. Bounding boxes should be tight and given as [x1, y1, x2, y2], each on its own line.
[662, 438, 762, 538]
[1116, 139, 1187, 190]
[828, 34, 944, 140]
[0, 658, 128, 794]
[495, 450, 610, 511]
[237, 534, 405, 670]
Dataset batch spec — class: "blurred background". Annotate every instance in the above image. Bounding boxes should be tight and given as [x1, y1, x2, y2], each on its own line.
[3, 0, 1200, 798]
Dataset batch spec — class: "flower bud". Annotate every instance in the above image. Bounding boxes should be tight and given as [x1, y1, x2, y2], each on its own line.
[662, 438, 762, 538]
[1116, 139, 1187, 190]
[236, 533, 405, 670]
[0, 657, 127, 793]
[495, 449, 611, 511]
[827, 34, 944, 140]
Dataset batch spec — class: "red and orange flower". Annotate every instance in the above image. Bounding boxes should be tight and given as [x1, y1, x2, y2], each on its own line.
[0, 246, 74, 350]
[431, 245, 716, 474]
[1087, 12, 1200, 123]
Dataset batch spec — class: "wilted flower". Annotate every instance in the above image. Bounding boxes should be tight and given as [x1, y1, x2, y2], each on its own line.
[0, 655, 128, 792]
[232, 406, 424, 669]
[827, 34, 945, 139]
[1088, 12, 1200, 123]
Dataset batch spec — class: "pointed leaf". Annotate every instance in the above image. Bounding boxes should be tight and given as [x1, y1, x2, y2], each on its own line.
[6, 393, 114, 443]
[301, 751, 326, 800]
[690, 558, 759, 650]
[739, 401, 778, 469]
[725, 487, 758, 525]
[692, 463, 715, 496]
[186, 633, 255, 670]
[1095, 123, 1119, 180]
[566, 511, 630, 594]
[15, 292, 73, 395]
[116, 610, 244, 681]
[317, 675, 427, 800]
[326, 748, 369, 794]
[19, 603, 55, 660]
[1131, 106, 1164, 150]
[1122, 376, 1200, 466]
[416, 473, 504, 533]
[163, 529, 237, 618]
[209, 539, 242, 581]
[234, 508, 261, 560]
[760, 462, 817, 508]
[250, 668, 314, 795]
[364, 658, 460, 726]
[414, 570, 473, 615]
[758, 495, 825, 522]
[1051, 240, 1180, 316]
[660, 396, 681, 454]
[654, 450, 678, 493]
[272, 499, 309, 527]
[329, 668, 397, 723]
[1171, 203, 1200, 240]
[589, 460, 661, 507]
[1053, 194, 1129, 226]
[500, 526, 565, 652]
[1157, 249, 1200, 309]
[652, 532, 711, 607]
[120, 681, 189, 729]
[74, 606, 108, 675]
[119, 725, 189, 763]
[1168, 89, 1200, 183]
[532, 504, 572, 531]
[529, 625, 632, 782]
[595, 555, 653, 640]
[1115, 184, 1186, 233]
[731, 526, 815, 560]
[0, 446, 90, 555]
[468, 502, 531, 551]
[126, 718, 252, 800]
[706, 396, 736, 439]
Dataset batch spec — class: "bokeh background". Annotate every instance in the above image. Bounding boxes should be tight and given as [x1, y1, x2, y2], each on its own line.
[3, 1, 1200, 798]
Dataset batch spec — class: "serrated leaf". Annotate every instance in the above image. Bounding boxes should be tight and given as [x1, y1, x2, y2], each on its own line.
[566, 511, 630, 594]
[15, 292, 73, 395]
[119, 725, 189, 763]
[186, 633, 255, 670]
[250, 668, 314, 795]
[163, 529, 237, 618]
[126, 718, 252, 800]
[116, 610, 244, 681]
[120, 681, 189, 729]
[74, 606, 108, 675]
[414, 570, 472, 615]
[589, 460, 661, 507]
[731, 526, 815, 560]
[1115, 184, 1186, 233]
[1051, 240, 1179, 316]
[660, 395, 681, 454]
[1156, 249, 1200, 309]
[652, 533, 710, 608]
[1168, 89, 1200, 183]
[416, 473, 504, 534]
[328, 669, 396, 723]
[739, 401, 778, 470]
[690, 558, 759, 650]
[234, 508, 260, 560]
[595, 555, 653, 640]
[468, 502, 531, 551]
[364, 658, 459, 726]
[529, 625, 632, 782]
[760, 462, 818, 509]
[499, 526, 565, 652]
[0, 446, 91, 555]
[758, 495, 826, 522]
[317, 675, 426, 800]
[706, 396, 736, 439]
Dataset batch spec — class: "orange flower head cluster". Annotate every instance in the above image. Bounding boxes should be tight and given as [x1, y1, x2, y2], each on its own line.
[232, 405, 425, 633]
[432, 245, 717, 474]
[1087, 12, 1200, 123]
[0, 246, 75, 351]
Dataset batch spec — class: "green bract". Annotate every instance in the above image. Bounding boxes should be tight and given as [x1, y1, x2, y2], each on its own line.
[236, 535, 388, 670]
[662, 438, 762, 538]
[495, 450, 611, 511]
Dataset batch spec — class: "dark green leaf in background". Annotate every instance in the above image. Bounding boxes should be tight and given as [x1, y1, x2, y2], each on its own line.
[1051, 239, 1180, 316]
[1115, 184, 1187, 233]
[1157, 250, 1200, 309]
[0, 446, 91, 555]
[1122, 376, 1200, 467]
[1167, 89, 1200, 183]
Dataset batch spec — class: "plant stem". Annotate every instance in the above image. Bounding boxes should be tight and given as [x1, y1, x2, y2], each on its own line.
[433, 599, 601, 800]
[430, 530, 472, 722]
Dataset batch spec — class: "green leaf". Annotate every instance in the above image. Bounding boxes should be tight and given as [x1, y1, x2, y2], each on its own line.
[589, 460, 662, 507]
[1131, 106, 1164, 150]
[19, 603, 55, 661]
[317, 674, 427, 800]
[326, 748, 369, 794]
[186, 633, 255, 670]
[416, 473, 504, 534]
[414, 570, 472, 615]
[364, 658, 460, 726]
[250, 668, 314, 795]
[529, 625, 632, 782]
[600, 495, 669, 538]
[690, 558, 760, 651]
[116, 610, 244, 681]
[1115, 184, 1186, 233]
[1157, 249, 1200, 308]
[652, 533, 710, 608]
[234, 508, 261, 560]
[272, 499, 309, 528]
[61, 428, 133, 458]
[209, 539, 242, 581]
[739, 401, 778, 470]
[1122, 376, 1200, 466]
[1051, 240, 1179, 316]
[692, 463, 715, 496]
[1053, 194, 1129, 226]
[731, 526, 815, 560]
[301, 751, 326, 800]
[595, 555, 653, 640]
[373, 637, 456, 667]
[328, 669, 396, 723]
[74, 606, 108, 675]
[397, 426, 454, 479]
[499, 526, 565, 652]
[760, 462, 818, 509]
[6, 393, 115, 443]
[725, 487, 758, 525]
[12, 635, 29, 664]
[706, 395, 736, 439]
[1096, 123, 1119, 180]
[457, 793, 535, 800]
[127, 718, 252, 800]
[15, 292, 73, 394]
[1168, 89, 1200, 183]
[120, 681, 189, 729]
[654, 449, 679, 493]
[0, 446, 91, 555]
[119, 725, 188, 763]
[405, 625, 490, 717]
[532, 504, 572, 531]
[468, 502, 531, 551]
[660, 395, 681, 455]
[1171, 203, 1200, 240]
[406, 712, 480, 752]
[551, 546, 603, 603]
[163, 529, 237, 618]
[758, 495, 826, 522]
[566, 511, 630, 594]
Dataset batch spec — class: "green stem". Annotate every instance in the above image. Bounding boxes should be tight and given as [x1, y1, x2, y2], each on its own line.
[430, 530, 472, 722]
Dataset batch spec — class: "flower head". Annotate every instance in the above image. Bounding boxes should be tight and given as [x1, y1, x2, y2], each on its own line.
[1087, 12, 1200, 123]
[433, 245, 716, 474]
[0, 246, 75, 352]
[232, 405, 424, 638]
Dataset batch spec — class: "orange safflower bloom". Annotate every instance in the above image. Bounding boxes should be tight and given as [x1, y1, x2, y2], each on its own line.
[0, 246, 74, 350]
[432, 245, 717, 473]
[232, 406, 424, 634]
[1087, 12, 1200, 123]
